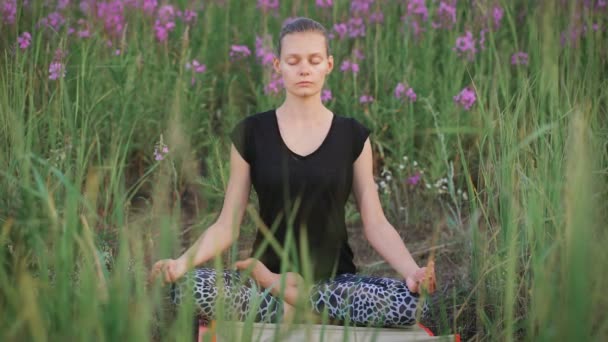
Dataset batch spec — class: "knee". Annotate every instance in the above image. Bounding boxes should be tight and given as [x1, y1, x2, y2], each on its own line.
[388, 295, 430, 326]
[284, 272, 305, 287]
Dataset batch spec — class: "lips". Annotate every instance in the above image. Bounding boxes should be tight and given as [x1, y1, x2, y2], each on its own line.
[297, 81, 313, 85]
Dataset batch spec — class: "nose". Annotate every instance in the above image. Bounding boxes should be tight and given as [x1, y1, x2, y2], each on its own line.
[298, 61, 312, 76]
[299, 68, 310, 76]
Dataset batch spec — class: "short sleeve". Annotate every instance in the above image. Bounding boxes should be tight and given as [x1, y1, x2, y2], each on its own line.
[351, 118, 371, 162]
[230, 117, 254, 164]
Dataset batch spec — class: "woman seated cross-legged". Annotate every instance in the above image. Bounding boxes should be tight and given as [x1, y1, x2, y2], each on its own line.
[149, 16, 436, 328]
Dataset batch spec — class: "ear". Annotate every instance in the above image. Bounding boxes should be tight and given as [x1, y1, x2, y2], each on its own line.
[273, 56, 281, 74]
[327, 55, 334, 74]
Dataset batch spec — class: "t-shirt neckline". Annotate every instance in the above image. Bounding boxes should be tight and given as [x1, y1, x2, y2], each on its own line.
[272, 109, 335, 160]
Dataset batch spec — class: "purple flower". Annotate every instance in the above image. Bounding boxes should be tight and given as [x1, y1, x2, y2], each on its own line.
[95, 1, 126, 37]
[432, 1, 457, 30]
[57, 0, 70, 10]
[1, 0, 17, 25]
[315, 0, 333, 8]
[157, 4, 176, 22]
[257, 0, 279, 12]
[54, 48, 66, 61]
[76, 18, 91, 38]
[142, 0, 158, 15]
[264, 72, 284, 94]
[405, 88, 417, 102]
[353, 48, 365, 60]
[395, 82, 417, 102]
[401, 0, 429, 40]
[511, 51, 528, 66]
[154, 148, 164, 160]
[49, 62, 66, 80]
[321, 89, 333, 102]
[181, 9, 197, 24]
[407, 0, 429, 22]
[38, 12, 66, 31]
[453, 31, 477, 60]
[351, 0, 373, 15]
[18, 32, 31, 50]
[230, 44, 251, 59]
[154, 139, 170, 161]
[394, 83, 406, 98]
[333, 23, 348, 39]
[492, 5, 504, 30]
[348, 17, 366, 38]
[255, 35, 276, 66]
[453, 87, 476, 110]
[407, 172, 421, 185]
[186, 59, 207, 73]
[340, 60, 360, 74]
[369, 11, 384, 24]
[154, 19, 175, 42]
[359, 94, 374, 104]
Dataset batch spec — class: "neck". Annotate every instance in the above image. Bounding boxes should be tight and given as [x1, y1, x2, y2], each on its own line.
[277, 92, 329, 123]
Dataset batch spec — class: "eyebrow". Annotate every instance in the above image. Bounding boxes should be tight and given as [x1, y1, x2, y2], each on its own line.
[285, 53, 324, 57]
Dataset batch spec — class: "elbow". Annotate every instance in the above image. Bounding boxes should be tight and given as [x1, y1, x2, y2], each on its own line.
[214, 219, 240, 246]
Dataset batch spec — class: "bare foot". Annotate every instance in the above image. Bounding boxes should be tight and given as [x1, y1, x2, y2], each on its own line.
[234, 258, 304, 307]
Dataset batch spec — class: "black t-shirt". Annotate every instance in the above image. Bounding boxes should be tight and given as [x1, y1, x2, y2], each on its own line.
[230, 108, 371, 281]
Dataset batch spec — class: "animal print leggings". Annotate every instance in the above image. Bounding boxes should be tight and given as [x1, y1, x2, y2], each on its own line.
[170, 268, 430, 327]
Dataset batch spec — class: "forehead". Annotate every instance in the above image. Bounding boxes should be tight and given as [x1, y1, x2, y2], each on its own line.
[281, 32, 326, 55]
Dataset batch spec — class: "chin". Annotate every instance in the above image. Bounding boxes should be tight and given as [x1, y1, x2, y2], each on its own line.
[289, 88, 320, 98]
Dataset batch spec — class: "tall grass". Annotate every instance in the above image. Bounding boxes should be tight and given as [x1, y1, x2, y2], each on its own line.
[1, 0, 606, 341]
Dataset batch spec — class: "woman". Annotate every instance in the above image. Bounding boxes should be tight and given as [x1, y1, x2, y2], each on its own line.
[149, 16, 436, 328]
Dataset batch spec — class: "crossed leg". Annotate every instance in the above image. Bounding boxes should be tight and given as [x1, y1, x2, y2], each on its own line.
[170, 259, 428, 327]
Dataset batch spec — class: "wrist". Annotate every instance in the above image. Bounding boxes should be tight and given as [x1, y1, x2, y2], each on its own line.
[401, 264, 420, 280]
[177, 254, 191, 269]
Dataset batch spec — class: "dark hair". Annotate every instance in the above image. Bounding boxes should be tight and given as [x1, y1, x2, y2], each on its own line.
[276, 17, 330, 58]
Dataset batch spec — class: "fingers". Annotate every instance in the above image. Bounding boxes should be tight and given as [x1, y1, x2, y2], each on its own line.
[164, 265, 173, 283]
[406, 277, 419, 293]
[148, 260, 177, 285]
[148, 261, 164, 285]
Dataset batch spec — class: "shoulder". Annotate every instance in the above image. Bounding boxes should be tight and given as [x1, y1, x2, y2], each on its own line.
[334, 114, 370, 135]
[234, 109, 274, 128]
[231, 110, 274, 136]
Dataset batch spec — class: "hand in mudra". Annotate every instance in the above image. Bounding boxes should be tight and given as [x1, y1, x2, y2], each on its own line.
[405, 260, 436, 294]
[149, 258, 188, 285]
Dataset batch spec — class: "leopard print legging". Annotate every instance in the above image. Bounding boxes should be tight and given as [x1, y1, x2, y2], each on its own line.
[170, 268, 429, 327]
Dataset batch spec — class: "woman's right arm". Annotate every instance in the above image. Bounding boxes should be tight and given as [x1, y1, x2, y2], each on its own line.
[149, 144, 252, 284]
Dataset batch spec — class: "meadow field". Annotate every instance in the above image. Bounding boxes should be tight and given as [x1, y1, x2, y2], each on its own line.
[1, 0, 607, 341]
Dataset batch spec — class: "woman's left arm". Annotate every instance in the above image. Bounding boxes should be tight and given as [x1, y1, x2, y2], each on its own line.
[352, 138, 433, 291]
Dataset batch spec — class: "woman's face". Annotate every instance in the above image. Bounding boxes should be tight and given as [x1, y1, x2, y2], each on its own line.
[273, 31, 333, 99]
